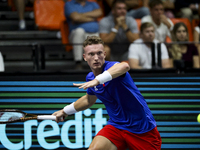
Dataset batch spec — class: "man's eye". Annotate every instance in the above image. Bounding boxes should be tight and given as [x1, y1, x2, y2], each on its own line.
[97, 52, 102, 55]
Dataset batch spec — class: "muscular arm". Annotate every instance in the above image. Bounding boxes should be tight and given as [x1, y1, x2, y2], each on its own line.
[100, 32, 118, 44]
[74, 62, 130, 90]
[194, 29, 199, 47]
[162, 58, 172, 68]
[70, 8, 102, 23]
[74, 94, 97, 111]
[107, 62, 130, 78]
[193, 56, 200, 68]
[125, 31, 139, 42]
[52, 94, 97, 122]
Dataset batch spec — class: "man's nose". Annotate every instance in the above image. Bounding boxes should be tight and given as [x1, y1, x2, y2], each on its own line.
[94, 54, 98, 59]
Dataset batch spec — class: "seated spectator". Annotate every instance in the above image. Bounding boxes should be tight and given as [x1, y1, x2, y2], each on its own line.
[128, 22, 171, 69]
[175, 0, 200, 21]
[169, 22, 199, 70]
[104, 0, 150, 19]
[99, 0, 139, 61]
[65, 0, 102, 69]
[14, 0, 34, 30]
[193, 21, 200, 61]
[162, 0, 175, 18]
[126, 0, 150, 19]
[0, 52, 4, 72]
[141, 0, 174, 42]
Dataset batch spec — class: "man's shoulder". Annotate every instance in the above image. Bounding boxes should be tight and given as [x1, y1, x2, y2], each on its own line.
[134, 38, 143, 43]
[141, 15, 152, 22]
[100, 15, 112, 22]
[129, 39, 143, 50]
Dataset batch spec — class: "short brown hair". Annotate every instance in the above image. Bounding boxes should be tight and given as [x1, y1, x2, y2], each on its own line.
[140, 22, 154, 33]
[148, 0, 163, 9]
[111, 0, 126, 9]
[83, 36, 104, 47]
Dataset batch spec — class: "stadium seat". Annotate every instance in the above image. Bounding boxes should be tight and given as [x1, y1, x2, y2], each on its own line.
[135, 19, 141, 31]
[60, 20, 73, 52]
[61, 0, 105, 51]
[34, 0, 65, 30]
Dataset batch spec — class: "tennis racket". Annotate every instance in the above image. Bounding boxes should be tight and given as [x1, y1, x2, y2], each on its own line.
[0, 109, 56, 124]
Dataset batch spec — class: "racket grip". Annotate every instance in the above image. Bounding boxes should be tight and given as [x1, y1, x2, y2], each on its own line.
[37, 115, 56, 120]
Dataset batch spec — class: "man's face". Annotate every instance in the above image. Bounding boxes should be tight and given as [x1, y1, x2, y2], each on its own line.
[112, 2, 127, 17]
[150, 4, 164, 20]
[141, 26, 155, 42]
[83, 44, 106, 71]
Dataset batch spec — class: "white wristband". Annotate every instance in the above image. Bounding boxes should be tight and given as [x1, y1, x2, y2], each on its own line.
[63, 102, 77, 115]
[95, 71, 112, 84]
[111, 28, 118, 33]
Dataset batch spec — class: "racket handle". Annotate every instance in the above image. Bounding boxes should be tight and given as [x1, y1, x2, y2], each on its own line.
[37, 115, 56, 120]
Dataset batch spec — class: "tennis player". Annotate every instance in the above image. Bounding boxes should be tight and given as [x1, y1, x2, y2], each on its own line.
[52, 36, 162, 150]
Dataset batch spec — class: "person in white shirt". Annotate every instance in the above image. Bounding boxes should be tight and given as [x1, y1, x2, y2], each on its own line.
[141, 0, 173, 42]
[0, 52, 4, 72]
[128, 22, 171, 69]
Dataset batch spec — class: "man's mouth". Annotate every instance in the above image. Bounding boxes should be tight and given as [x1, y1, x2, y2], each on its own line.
[94, 62, 99, 66]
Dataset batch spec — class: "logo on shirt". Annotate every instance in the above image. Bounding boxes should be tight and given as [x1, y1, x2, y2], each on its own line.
[94, 86, 98, 91]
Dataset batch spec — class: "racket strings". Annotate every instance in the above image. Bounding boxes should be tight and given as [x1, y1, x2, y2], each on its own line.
[0, 112, 24, 122]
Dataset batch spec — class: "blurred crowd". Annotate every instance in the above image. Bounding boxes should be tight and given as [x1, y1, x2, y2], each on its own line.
[1, 0, 200, 72]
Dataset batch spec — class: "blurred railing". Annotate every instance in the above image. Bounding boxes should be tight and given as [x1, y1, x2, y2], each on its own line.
[0, 41, 199, 73]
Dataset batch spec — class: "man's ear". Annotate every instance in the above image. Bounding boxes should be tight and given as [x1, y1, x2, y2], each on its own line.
[83, 54, 87, 61]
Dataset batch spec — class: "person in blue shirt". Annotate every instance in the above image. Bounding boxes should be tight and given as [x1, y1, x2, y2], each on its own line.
[64, 0, 102, 69]
[53, 36, 162, 150]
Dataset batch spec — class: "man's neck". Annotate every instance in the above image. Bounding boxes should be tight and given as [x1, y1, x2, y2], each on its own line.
[152, 17, 161, 26]
[142, 39, 154, 48]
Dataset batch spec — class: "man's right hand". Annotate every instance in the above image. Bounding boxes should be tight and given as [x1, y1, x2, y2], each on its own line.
[116, 16, 126, 27]
[52, 109, 68, 123]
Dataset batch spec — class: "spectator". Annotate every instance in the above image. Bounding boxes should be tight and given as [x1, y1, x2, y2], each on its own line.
[128, 22, 171, 69]
[64, 0, 102, 69]
[169, 22, 199, 70]
[175, 0, 200, 20]
[104, 0, 150, 18]
[141, 0, 173, 42]
[162, 0, 175, 18]
[14, 0, 34, 30]
[0, 52, 4, 72]
[126, 0, 150, 19]
[193, 22, 200, 61]
[99, 0, 139, 61]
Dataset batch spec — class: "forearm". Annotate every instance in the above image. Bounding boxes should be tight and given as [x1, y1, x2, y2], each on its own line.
[126, 32, 139, 42]
[129, 59, 142, 69]
[162, 59, 172, 68]
[74, 95, 94, 111]
[83, 9, 102, 19]
[194, 30, 199, 47]
[193, 56, 200, 68]
[70, 12, 94, 23]
[100, 25, 120, 43]
[107, 62, 130, 79]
